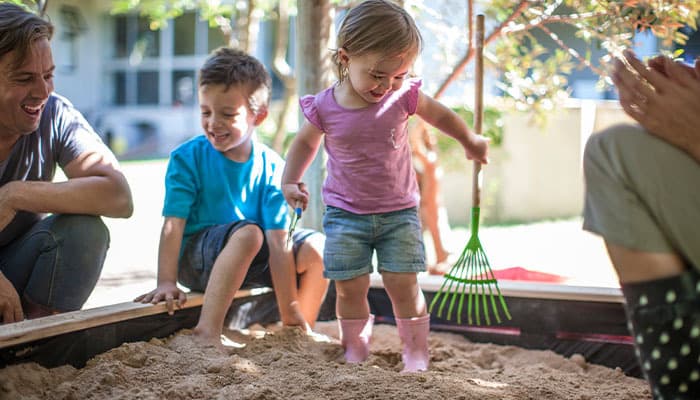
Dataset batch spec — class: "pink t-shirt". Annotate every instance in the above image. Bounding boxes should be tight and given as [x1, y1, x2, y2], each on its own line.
[300, 78, 421, 214]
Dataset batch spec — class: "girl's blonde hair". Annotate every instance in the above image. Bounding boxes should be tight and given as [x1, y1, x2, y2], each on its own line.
[332, 0, 423, 82]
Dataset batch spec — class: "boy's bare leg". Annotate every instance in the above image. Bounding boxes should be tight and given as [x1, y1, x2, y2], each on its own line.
[606, 243, 685, 284]
[295, 234, 328, 328]
[335, 274, 370, 319]
[381, 272, 426, 318]
[193, 225, 263, 345]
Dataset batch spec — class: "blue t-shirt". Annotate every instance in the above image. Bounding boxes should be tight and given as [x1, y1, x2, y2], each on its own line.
[162, 135, 289, 248]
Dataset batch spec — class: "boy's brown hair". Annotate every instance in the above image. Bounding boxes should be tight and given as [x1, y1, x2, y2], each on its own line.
[0, 3, 54, 70]
[199, 47, 272, 115]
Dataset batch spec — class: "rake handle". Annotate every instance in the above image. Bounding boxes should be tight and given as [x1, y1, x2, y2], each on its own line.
[472, 15, 485, 208]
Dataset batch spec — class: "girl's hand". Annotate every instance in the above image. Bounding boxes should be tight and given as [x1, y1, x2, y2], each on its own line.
[464, 134, 490, 164]
[282, 182, 310, 211]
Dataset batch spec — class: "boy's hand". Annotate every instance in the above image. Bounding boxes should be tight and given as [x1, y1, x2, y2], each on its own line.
[282, 182, 309, 211]
[134, 282, 187, 315]
[464, 134, 490, 164]
[280, 303, 312, 333]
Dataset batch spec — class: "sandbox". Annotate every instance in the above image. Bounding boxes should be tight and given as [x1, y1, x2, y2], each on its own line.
[0, 278, 650, 399]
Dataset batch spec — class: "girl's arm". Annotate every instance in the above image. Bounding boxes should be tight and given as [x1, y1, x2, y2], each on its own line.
[281, 121, 324, 211]
[415, 91, 489, 164]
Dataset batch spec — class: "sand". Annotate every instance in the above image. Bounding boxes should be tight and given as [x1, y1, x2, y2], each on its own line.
[0, 321, 651, 400]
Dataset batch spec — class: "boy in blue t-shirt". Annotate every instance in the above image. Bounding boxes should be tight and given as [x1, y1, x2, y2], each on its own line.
[135, 48, 328, 347]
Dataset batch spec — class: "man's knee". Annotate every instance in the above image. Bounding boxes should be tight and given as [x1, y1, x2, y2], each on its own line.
[55, 215, 109, 252]
[52, 214, 109, 246]
[51, 215, 109, 268]
[585, 124, 644, 169]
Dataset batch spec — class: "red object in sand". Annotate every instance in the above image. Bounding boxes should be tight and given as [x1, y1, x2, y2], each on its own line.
[487, 266, 566, 283]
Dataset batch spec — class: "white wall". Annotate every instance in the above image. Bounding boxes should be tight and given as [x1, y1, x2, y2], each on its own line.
[47, 1, 103, 116]
[442, 100, 635, 225]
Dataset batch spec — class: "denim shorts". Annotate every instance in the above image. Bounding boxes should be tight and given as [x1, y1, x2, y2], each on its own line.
[178, 220, 318, 292]
[322, 206, 425, 280]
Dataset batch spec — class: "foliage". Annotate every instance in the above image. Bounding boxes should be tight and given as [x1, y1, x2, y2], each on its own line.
[432, 105, 503, 169]
[479, 0, 700, 112]
[4, 0, 43, 11]
[110, 0, 279, 30]
[110, 0, 699, 151]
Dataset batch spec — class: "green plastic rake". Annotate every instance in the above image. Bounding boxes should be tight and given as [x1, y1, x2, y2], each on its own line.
[428, 15, 511, 326]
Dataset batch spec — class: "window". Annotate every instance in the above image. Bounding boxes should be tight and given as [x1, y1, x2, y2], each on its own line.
[106, 11, 237, 106]
[208, 25, 227, 53]
[172, 70, 196, 105]
[111, 71, 127, 105]
[136, 17, 160, 58]
[112, 15, 160, 59]
[137, 71, 160, 105]
[114, 15, 128, 58]
[174, 12, 196, 55]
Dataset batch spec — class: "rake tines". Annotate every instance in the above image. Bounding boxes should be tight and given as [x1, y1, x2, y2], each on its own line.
[428, 14, 510, 326]
[428, 208, 511, 325]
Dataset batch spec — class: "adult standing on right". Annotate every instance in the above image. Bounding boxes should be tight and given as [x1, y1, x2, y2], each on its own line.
[583, 50, 700, 399]
[0, 3, 133, 324]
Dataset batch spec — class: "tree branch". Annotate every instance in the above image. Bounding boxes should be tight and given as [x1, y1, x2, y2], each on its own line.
[433, 0, 529, 99]
[502, 11, 610, 35]
[538, 24, 606, 76]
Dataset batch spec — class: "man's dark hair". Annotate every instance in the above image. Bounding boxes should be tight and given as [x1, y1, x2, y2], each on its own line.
[0, 3, 53, 69]
[199, 47, 272, 115]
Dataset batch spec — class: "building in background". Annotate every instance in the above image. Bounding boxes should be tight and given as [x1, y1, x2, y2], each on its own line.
[44, 1, 693, 161]
[47, 2, 271, 159]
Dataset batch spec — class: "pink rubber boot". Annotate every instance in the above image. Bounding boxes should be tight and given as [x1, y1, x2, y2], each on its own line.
[396, 314, 430, 372]
[338, 314, 375, 363]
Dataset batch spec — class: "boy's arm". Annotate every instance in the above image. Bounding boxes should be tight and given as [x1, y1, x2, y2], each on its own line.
[265, 228, 310, 329]
[281, 121, 324, 211]
[134, 216, 187, 315]
[415, 91, 489, 164]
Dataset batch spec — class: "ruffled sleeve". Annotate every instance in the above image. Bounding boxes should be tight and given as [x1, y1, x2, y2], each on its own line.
[405, 78, 423, 116]
[299, 95, 324, 131]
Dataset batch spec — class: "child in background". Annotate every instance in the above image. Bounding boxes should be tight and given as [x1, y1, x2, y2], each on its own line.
[282, 0, 488, 372]
[135, 48, 328, 347]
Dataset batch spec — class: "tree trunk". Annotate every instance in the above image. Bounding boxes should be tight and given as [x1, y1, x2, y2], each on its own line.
[231, 0, 259, 53]
[271, 0, 296, 154]
[296, 0, 333, 231]
[37, 0, 49, 17]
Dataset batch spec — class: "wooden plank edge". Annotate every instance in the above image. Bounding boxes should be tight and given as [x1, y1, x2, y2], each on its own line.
[370, 272, 624, 303]
[0, 287, 273, 349]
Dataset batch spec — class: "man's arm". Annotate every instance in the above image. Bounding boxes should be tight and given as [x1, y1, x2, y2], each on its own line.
[0, 149, 133, 230]
[265, 228, 309, 329]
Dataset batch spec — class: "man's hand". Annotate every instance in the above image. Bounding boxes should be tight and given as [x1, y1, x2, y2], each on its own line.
[613, 51, 700, 162]
[0, 272, 23, 324]
[0, 182, 18, 232]
[134, 282, 187, 315]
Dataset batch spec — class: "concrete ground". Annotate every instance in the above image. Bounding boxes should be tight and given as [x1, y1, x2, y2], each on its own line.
[83, 160, 617, 310]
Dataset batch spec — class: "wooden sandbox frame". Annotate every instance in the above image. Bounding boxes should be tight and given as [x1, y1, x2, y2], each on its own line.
[0, 278, 638, 377]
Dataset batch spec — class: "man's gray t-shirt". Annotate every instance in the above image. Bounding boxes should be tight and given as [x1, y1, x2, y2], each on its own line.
[0, 93, 107, 246]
